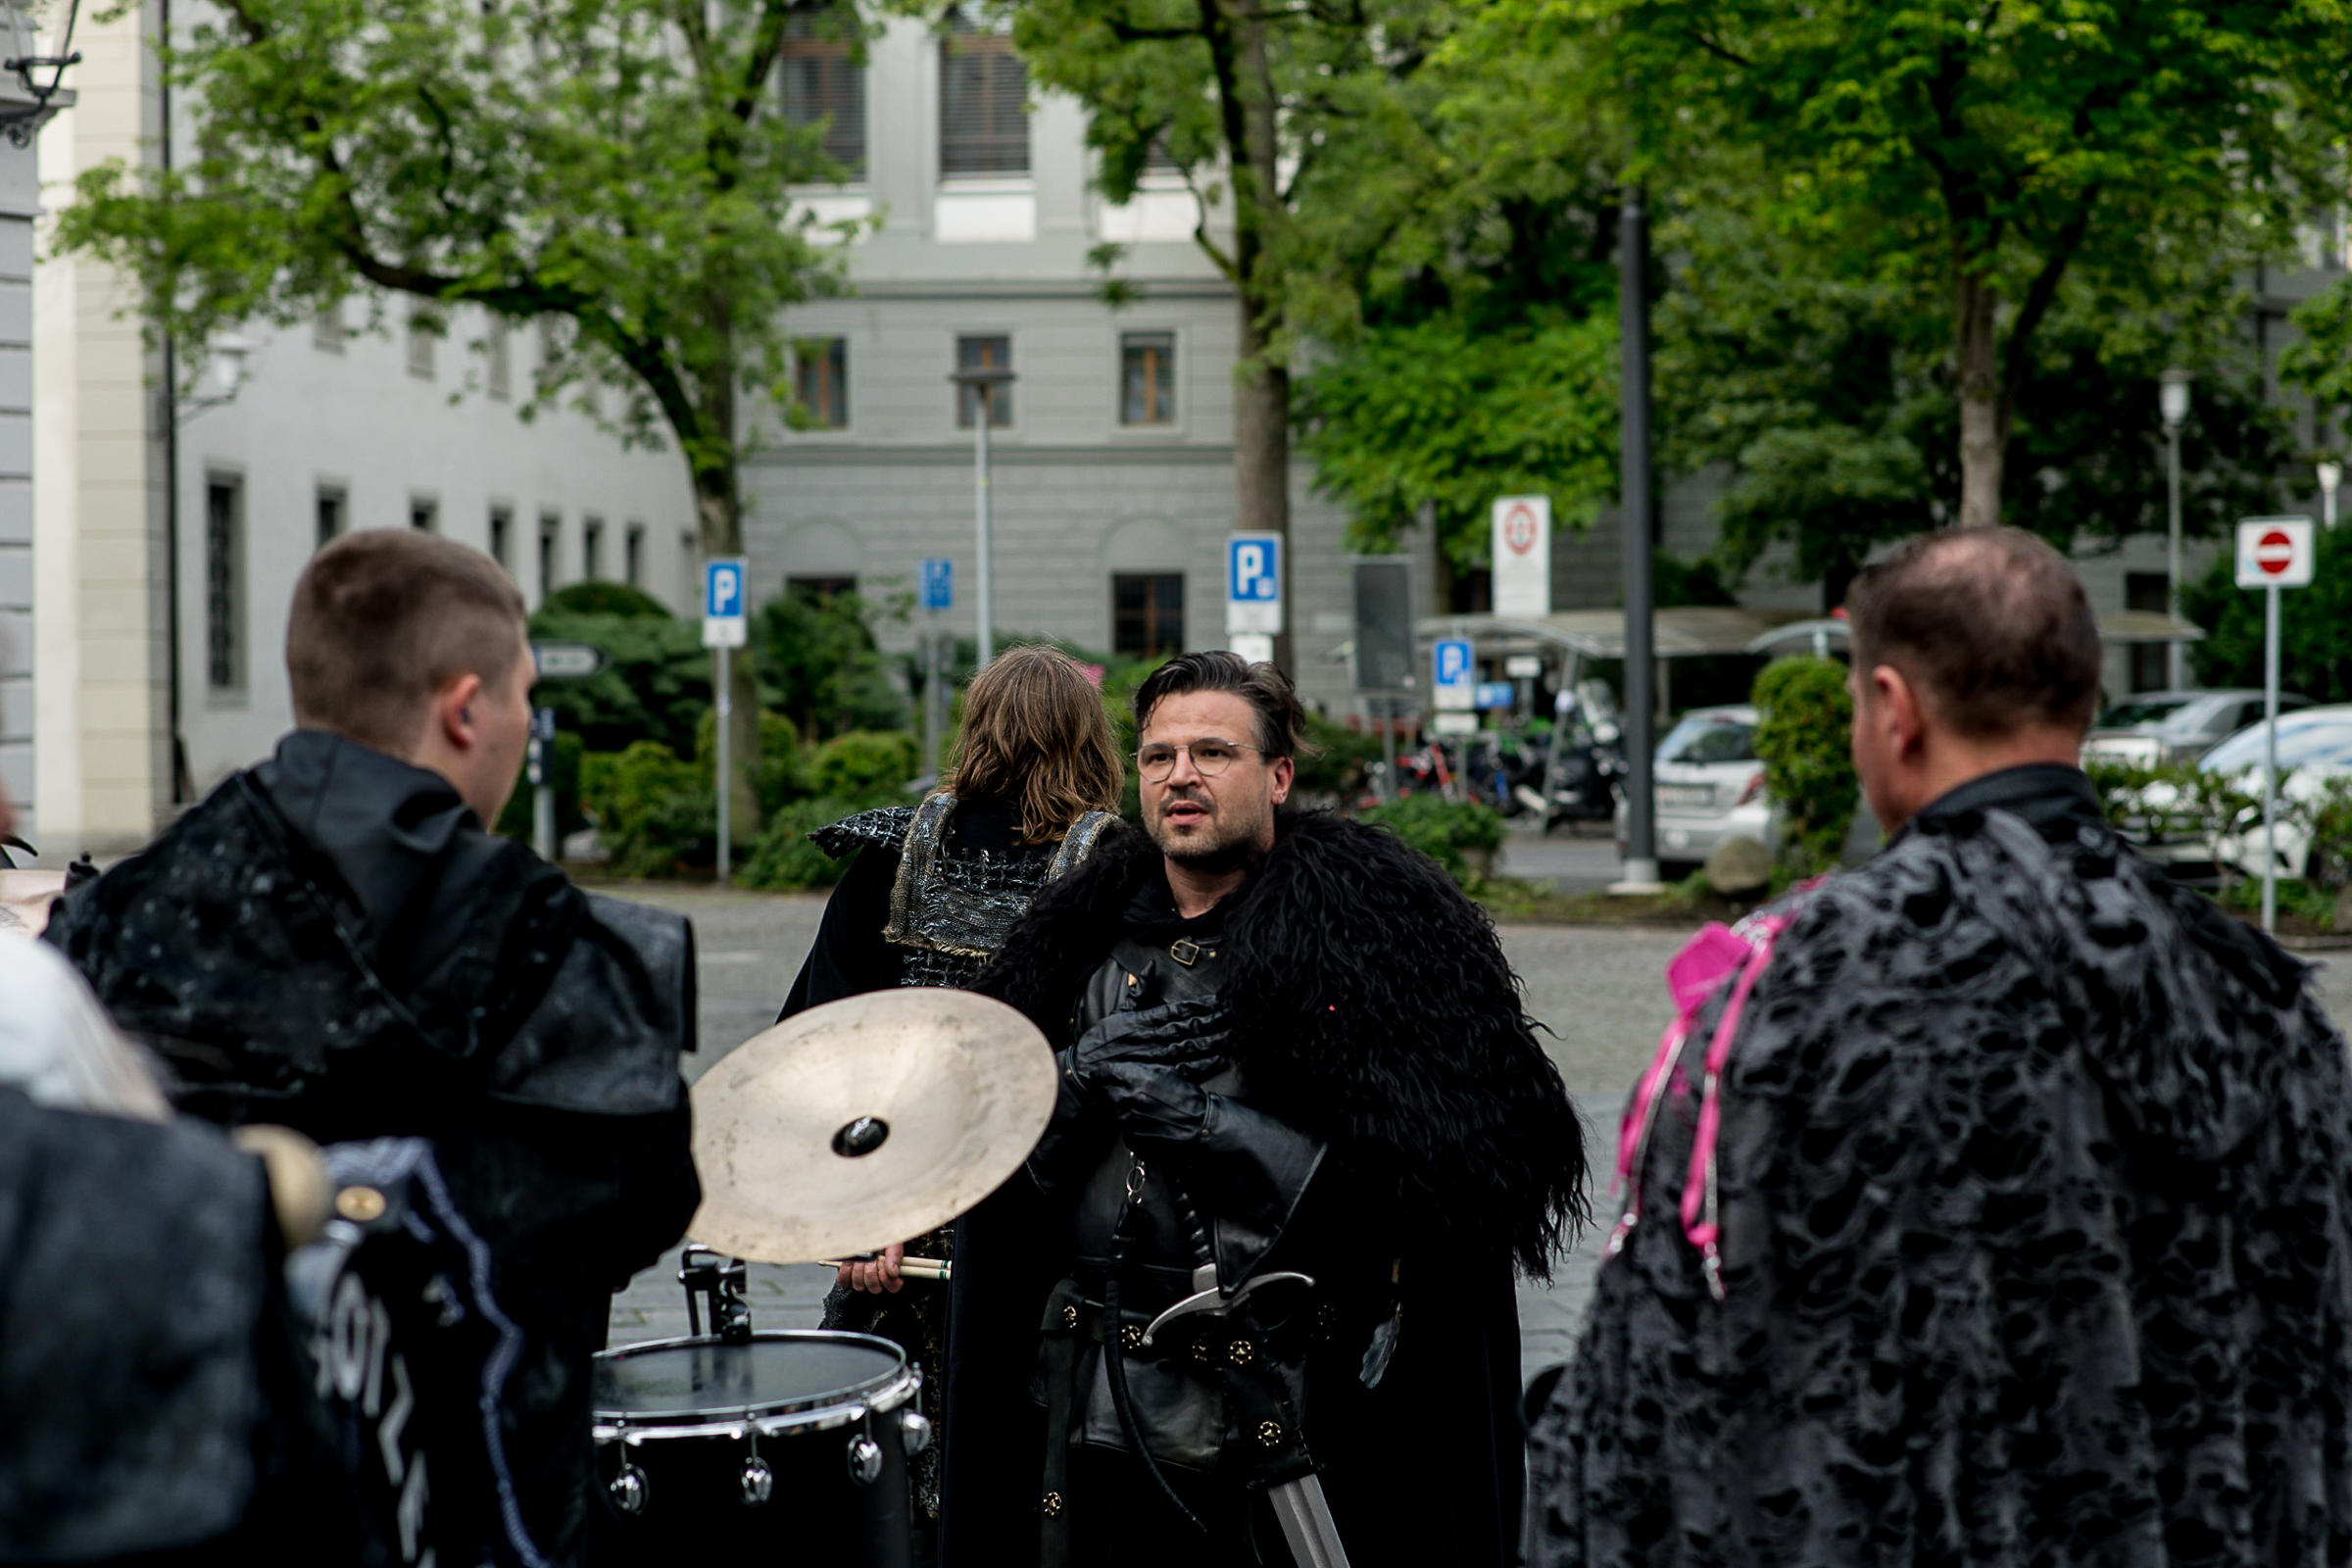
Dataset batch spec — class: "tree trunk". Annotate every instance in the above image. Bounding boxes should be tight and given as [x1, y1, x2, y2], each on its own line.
[1221, 12, 1292, 671]
[1954, 267, 2003, 530]
[692, 327, 763, 848]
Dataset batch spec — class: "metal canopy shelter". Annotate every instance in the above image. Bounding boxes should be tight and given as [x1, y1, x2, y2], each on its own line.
[1415, 606, 1814, 661]
[1744, 610, 2207, 659]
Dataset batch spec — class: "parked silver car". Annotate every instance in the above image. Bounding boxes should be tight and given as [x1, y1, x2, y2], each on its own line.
[2082, 689, 2311, 768]
[1613, 704, 1879, 875]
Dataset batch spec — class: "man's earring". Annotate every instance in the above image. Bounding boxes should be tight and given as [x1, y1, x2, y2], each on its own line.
[461, 708, 472, 725]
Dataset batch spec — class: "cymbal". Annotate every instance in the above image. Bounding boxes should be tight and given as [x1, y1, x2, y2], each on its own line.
[0, 871, 67, 938]
[688, 989, 1057, 1265]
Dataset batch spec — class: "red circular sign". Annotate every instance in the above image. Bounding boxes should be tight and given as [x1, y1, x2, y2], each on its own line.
[1502, 504, 1539, 556]
[2256, 528, 2296, 576]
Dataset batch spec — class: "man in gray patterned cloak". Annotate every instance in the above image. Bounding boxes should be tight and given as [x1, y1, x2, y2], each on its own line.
[1527, 527, 2352, 1567]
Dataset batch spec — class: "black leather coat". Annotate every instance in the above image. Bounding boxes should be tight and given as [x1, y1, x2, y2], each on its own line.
[42, 730, 702, 1566]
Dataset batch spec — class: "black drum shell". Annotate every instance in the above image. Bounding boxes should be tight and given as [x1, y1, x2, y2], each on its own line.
[586, 1333, 915, 1568]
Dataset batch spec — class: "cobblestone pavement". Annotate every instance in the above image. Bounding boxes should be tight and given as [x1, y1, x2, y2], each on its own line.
[601, 882, 2352, 1386]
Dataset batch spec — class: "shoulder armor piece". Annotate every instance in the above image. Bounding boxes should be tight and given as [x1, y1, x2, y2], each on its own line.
[811, 806, 919, 861]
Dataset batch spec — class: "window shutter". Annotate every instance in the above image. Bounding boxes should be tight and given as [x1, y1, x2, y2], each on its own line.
[940, 26, 1028, 175]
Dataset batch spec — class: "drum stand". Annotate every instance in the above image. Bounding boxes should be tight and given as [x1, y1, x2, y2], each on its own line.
[679, 1246, 752, 1343]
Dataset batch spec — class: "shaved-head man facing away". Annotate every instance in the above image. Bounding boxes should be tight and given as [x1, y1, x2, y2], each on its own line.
[1528, 527, 2352, 1568]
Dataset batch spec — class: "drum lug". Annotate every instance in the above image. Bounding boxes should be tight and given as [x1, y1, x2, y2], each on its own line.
[610, 1460, 650, 1516]
[740, 1455, 774, 1507]
[847, 1435, 885, 1487]
[900, 1410, 933, 1456]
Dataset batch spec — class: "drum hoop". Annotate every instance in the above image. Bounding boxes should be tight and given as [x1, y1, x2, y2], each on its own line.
[591, 1330, 920, 1443]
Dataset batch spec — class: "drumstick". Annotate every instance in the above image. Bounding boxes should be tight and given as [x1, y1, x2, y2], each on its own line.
[817, 1256, 952, 1281]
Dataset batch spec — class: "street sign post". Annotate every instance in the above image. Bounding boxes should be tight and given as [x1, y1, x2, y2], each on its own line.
[1491, 496, 1551, 618]
[2235, 516, 2316, 934]
[1433, 637, 1475, 711]
[528, 707, 559, 862]
[1228, 534, 1283, 663]
[704, 558, 749, 881]
[920, 559, 954, 777]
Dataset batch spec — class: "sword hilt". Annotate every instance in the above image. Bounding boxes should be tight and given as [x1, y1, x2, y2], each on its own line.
[1170, 1178, 1216, 1293]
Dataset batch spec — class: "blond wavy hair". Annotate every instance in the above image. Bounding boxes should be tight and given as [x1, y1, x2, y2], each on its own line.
[944, 645, 1124, 845]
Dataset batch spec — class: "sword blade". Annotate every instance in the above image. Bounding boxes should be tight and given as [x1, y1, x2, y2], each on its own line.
[1269, 1473, 1350, 1568]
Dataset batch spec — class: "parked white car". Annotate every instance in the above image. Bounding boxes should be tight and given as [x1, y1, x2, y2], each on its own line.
[2082, 689, 2310, 768]
[2112, 706, 2352, 882]
[1614, 705, 1880, 875]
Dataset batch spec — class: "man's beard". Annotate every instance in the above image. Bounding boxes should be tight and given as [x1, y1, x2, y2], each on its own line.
[1148, 789, 1265, 870]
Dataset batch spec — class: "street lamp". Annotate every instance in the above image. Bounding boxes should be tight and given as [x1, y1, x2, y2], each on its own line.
[2321, 461, 2342, 530]
[2160, 368, 2191, 690]
[175, 332, 253, 424]
[948, 363, 1015, 668]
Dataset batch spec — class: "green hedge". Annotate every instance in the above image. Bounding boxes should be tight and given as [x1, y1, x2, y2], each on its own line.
[1751, 656, 1857, 875]
[1357, 795, 1505, 887]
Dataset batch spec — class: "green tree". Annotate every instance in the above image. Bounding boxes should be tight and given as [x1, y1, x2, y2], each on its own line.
[1656, 179, 2295, 605]
[1600, 0, 2323, 531]
[52, 0, 868, 833]
[969, 0, 1470, 664]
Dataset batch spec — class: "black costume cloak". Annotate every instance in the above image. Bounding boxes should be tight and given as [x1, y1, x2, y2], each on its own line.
[42, 730, 702, 1566]
[946, 809, 1588, 1567]
[1526, 763, 2352, 1567]
[0, 1088, 361, 1564]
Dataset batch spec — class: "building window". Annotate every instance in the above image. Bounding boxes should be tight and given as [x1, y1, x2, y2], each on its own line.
[2126, 571, 2171, 693]
[625, 523, 645, 588]
[407, 306, 438, 380]
[205, 478, 245, 691]
[583, 516, 605, 580]
[796, 337, 850, 428]
[488, 318, 513, 400]
[490, 506, 514, 567]
[1112, 572, 1184, 661]
[1121, 331, 1175, 425]
[956, 334, 1012, 428]
[781, 11, 866, 179]
[411, 498, 439, 532]
[941, 20, 1028, 175]
[539, 512, 561, 597]
[315, 301, 347, 354]
[315, 488, 345, 550]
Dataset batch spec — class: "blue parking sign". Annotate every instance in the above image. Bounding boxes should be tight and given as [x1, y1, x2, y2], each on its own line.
[1433, 637, 1475, 710]
[921, 558, 954, 611]
[1227, 534, 1283, 636]
[705, 559, 745, 620]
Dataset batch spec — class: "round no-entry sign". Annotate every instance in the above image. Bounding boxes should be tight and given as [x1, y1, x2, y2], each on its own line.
[2236, 516, 2315, 590]
[1501, 501, 1539, 557]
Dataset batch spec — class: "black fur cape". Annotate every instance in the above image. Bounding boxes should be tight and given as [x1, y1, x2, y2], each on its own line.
[977, 808, 1587, 1274]
[937, 809, 1587, 1568]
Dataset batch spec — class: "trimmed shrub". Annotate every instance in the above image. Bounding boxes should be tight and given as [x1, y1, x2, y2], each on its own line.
[579, 740, 710, 876]
[739, 797, 867, 891]
[808, 729, 921, 803]
[1751, 656, 1857, 875]
[527, 610, 710, 758]
[540, 581, 672, 618]
[1357, 795, 1506, 887]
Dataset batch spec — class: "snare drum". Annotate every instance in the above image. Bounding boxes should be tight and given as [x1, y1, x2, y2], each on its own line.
[587, 1330, 924, 1568]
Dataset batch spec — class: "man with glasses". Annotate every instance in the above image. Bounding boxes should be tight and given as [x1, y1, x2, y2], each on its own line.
[941, 651, 1587, 1568]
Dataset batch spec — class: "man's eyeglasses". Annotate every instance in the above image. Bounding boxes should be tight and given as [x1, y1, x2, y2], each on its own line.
[1135, 739, 1264, 781]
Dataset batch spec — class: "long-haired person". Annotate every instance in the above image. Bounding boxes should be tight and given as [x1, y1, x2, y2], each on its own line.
[779, 642, 1125, 1527]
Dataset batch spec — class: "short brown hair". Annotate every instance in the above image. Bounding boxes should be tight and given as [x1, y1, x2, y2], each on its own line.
[944, 645, 1124, 844]
[1131, 651, 1306, 759]
[286, 530, 529, 751]
[1846, 526, 2102, 738]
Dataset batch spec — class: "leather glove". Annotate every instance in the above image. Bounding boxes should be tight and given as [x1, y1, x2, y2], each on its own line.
[1092, 1061, 1327, 1288]
[1069, 997, 1235, 1084]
